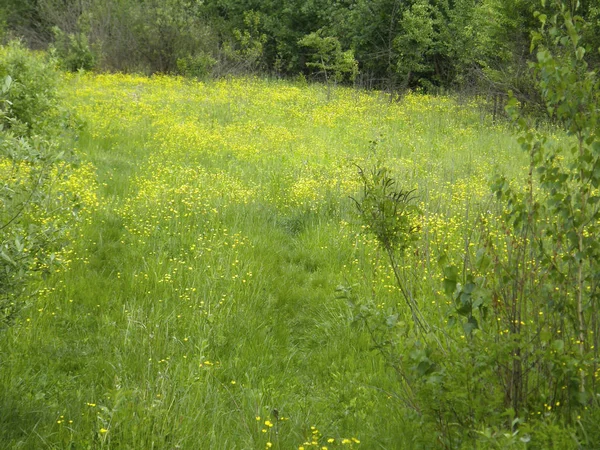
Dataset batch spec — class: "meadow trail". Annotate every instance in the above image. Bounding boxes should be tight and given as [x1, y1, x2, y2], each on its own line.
[36, 75, 372, 448]
[78, 132, 353, 389]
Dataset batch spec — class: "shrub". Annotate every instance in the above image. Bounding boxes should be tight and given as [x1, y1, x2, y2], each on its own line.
[50, 27, 97, 72]
[176, 52, 216, 79]
[0, 41, 74, 325]
[0, 40, 61, 137]
[345, 2, 600, 446]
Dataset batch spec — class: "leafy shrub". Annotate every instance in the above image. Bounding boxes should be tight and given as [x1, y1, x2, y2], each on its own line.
[0, 40, 61, 137]
[1, 41, 75, 325]
[50, 27, 97, 72]
[216, 10, 267, 76]
[176, 52, 216, 79]
[298, 30, 358, 85]
[345, 2, 600, 447]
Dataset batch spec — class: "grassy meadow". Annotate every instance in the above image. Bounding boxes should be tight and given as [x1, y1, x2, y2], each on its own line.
[2, 74, 545, 449]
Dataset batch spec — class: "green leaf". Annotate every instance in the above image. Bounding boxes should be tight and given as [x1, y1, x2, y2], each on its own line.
[443, 265, 458, 280]
[457, 292, 472, 315]
[14, 236, 24, 252]
[538, 13, 547, 27]
[537, 49, 551, 63]
[552, 339, 564, 352]
[463, 316, 478, 335]
[575, 391, 588, 405]
[386, 314, 398, 328]
[443, 278, 457, 296]
[437, 253, 448, 268]
[416, 360, 435, 377]
[1, 75, 12, 94]
[471, 286, 489, 310]
[474, 248, 491, 272]
[540, 330, 551, 343]
[442, 265, 459, 295]
[0, 250, 16, 266]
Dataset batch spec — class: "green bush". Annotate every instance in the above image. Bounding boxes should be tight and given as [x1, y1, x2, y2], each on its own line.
[0, 41, 74, 325]
[0, 40, 61, 137]
[50, 27, 97, 72]
[176, 52, 216, 79]
[345, 2, 600, 446]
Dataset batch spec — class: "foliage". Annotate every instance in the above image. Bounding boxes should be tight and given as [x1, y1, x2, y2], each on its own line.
[347, 162, 501, 447]
[0, 70, 525, 449]
[0, 41, 76, 325]
[1, 0, 598, 100]
[504, 0, 600, 410]
[456, 0, 600, 423]
[176, 53, 217, 79]
[218, 10, 267, 75]
[298, 30, 358, 85]
[0, 41, 61, 137]
[394, 0, 436, 89]
[2, 26, 600, 444]
[125, 0, 214, 74]
[50, 26, 97, 72]
[342, 2, 600, 447]
[350, 163, 429, 333]
[352, 164, 419, 254]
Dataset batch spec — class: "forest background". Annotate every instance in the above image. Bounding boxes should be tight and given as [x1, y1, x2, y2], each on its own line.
[2, 0, 599, 102]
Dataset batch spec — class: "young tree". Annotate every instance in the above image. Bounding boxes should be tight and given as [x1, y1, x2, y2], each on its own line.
[298, 30, 358, 84]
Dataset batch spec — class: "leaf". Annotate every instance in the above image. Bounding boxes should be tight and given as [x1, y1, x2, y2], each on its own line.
[2, 75, 12, 94]
[14, 236, 24, 252]
[443, 265, 458, 280]
[416, 360, 434, 377]
[471, 286, 489, 310]
[474, 248, 491, 272]
[538, 14, 547, 26]
[463, 316, 478, 335]
[552, 339, 564, 352]
[447, 315, 456, 328]
[457, 292, 472, 315]
[0, 250, 16, 266]
[386, 314, 398, 328]
[540, 330, 551, 343]
[443, 278, 457, 296]
[537, 49, 551, 63]
[575, 391, 588, 405]
[463, 281, 475, 294]
[437, 253, 448, 268]
[520, 434, 531, 443]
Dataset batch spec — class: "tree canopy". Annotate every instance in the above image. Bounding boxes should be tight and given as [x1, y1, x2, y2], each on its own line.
[1, 0, 598, 99]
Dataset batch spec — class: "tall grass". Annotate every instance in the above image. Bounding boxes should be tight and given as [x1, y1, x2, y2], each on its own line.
[0, 74, 531, 449]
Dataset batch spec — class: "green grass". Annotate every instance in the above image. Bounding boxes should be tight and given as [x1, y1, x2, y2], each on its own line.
[0, 74, 548, 449]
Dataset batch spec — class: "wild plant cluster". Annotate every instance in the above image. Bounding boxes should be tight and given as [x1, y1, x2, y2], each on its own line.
[348, 5, 600, 447]
[0, 41, 81, 324]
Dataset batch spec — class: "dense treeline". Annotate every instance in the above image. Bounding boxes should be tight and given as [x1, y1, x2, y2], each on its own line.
[2, 0, 599, 97]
